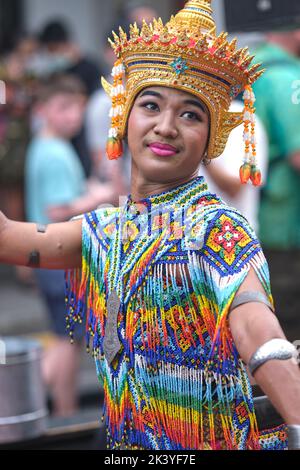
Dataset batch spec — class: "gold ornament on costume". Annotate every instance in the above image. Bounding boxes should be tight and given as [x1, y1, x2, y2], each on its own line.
[102, 0, 265, 185]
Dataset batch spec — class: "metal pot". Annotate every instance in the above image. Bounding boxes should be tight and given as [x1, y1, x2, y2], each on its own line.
[0, 337, 48, 444]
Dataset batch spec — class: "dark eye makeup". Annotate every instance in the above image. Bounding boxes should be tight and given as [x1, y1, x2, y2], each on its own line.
[181, 111, 202, 121]
[140, 101, 160, 111]
[139, 100, 203, 122]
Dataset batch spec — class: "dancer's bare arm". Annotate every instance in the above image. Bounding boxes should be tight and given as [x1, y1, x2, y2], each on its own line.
[230, 267, 300, 425]
[0, 211, 82, 270]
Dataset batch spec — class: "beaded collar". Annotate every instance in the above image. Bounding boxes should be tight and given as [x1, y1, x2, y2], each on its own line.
[124, 176, 209, 221]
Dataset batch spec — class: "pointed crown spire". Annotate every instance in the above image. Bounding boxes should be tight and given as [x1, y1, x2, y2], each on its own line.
[174, 0, 216, 35]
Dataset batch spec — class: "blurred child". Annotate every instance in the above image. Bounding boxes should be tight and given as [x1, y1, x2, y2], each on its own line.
[38, 20, 103, 178]
[25, 75, 88, 416]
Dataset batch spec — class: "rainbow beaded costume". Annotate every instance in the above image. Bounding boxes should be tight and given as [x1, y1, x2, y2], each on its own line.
[65, 176, 287, 450]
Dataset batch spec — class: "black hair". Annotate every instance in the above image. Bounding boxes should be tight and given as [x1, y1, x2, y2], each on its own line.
[39, 20, 70, 45]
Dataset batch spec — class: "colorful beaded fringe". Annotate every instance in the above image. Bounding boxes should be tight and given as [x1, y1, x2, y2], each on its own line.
[65, 177, 287, 450]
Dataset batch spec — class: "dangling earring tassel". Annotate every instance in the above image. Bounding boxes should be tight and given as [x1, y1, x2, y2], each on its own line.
[239, 162, 251, 184]
[106, 59, 126, 160]
[240, 84, 262, 186]
[249, 86, 262, 186]
[250, 165, 262, 187]
[106, 133, 123, 161]
[240, 84, 252, 184]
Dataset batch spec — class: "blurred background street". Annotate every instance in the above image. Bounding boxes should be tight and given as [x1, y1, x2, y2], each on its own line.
[0, 264, 98, 393]
[0, 263, 105, 449]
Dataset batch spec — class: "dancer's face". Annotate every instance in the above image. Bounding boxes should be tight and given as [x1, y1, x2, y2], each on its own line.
[127, 86, 210, 184]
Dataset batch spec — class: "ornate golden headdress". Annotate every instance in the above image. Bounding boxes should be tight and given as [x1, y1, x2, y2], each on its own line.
[102, 0, 264, 186]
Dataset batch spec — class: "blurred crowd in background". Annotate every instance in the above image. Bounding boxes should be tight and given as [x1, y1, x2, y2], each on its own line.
[0, 0, 300, 420]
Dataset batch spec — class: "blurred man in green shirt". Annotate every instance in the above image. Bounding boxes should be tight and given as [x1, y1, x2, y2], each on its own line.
[253, 29, 300, 338]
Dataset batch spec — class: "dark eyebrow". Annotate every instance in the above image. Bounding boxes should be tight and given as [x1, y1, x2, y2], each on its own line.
[138, 90, 207, 115]
[139, 90, 163, 99]
[183, 99, 207, 115]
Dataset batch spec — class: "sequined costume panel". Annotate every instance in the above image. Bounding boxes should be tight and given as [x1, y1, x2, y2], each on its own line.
[65, 177, 287, 450]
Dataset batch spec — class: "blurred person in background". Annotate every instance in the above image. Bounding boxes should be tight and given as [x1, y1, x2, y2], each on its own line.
[25, 75, 115, 416]
[38, 20, 102, 96]
[0, 36, 38, 221]
[124, 0, 159, 27]
[38, 19, 103, 178]
[252, 27, 300, 339]
[13, 33, 40, 72]
[0, 38, 39, 285]
[201, 99, 268, 233]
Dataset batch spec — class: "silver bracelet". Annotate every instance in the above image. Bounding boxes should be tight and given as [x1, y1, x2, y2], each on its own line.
[248, 338, 298, 376]
[288, 424, 300, 450]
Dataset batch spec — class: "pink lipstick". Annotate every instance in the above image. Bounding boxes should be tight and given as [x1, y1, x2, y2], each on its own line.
[149, 142, 178, 157]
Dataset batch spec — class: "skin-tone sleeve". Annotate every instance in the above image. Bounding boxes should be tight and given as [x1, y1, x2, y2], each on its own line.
[0, 212, 82, 270]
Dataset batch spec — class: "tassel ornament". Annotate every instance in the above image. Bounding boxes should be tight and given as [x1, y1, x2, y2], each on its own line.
[106, 59, 126, 160]
[240, 84, 262, 187]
